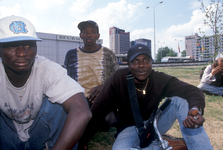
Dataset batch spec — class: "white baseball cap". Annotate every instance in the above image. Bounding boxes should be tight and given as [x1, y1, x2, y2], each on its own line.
[0, 15, 42, 43]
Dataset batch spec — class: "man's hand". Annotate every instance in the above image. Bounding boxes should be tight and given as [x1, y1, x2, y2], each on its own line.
[211, 66, 222, 76]
[87, 85, 104, 103]
[183, 107, 205, 129]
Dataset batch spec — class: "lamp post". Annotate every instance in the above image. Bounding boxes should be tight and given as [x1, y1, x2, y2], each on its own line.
[158, 41, 165, 61]
[146, 1, 163, 62]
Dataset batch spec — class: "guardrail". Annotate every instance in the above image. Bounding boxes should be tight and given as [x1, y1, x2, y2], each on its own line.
[119, 61, 210, 69]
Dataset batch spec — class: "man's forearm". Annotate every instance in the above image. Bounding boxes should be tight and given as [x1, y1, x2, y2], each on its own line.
[52, 93, 92, 150]
[52, 109, 91, 150]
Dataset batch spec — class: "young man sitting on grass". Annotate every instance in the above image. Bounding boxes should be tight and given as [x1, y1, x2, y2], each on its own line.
[198, 54, 223, 96]
[78, 44, 213, 150]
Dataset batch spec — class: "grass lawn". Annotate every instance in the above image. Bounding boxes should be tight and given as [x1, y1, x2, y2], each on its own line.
[87, 65, 223, 150]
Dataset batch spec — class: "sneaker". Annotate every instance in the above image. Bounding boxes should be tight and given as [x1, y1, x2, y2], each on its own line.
[162, 134, 188, 150]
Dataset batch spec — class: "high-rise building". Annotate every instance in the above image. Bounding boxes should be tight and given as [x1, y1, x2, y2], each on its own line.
[133, 38, 151, 49]
[185, 33, 223, 61]
[109, 27, 130, 54]
[185, 33, 200, 60]
[131, 38, 152, 58]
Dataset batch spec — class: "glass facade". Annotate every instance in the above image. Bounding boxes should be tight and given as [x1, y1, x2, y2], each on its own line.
[109, 27, 130, 54]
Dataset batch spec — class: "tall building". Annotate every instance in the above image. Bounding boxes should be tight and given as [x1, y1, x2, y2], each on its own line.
[131, 38, 152, 58]
[185, 33, 200, 60]
[185, 33, 223, 61]
[109, 27, 130, 54]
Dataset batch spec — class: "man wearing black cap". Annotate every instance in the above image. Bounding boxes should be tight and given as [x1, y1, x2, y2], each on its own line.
[64, 20, 119, 105]
[78, 44, 213, 150]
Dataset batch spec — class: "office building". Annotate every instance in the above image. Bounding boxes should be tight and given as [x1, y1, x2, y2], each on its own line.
[36, 32, 103, 65]
[131, 38, 152, 58]
[135, 38, 151, 48]
[109, 27, 130, 54]
[185, 33, 223, 61]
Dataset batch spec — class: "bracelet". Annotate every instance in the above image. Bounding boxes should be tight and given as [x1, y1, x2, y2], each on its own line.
[191, 107, 202, 115]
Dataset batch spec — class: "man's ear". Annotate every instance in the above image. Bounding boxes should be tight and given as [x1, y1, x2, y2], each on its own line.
[79, 33, 82, 39]
[0, 45, 2, 57]
[97, 33, 100, 40]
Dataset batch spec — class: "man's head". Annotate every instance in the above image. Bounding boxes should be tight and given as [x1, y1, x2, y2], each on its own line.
[127, 44, 152, 83]
[78, 20, 100, 46]
[0, 15, 41, 74]
[214, 53, 223, 68]
[216, 57, 223, 68]
[78, 20, 99, 33]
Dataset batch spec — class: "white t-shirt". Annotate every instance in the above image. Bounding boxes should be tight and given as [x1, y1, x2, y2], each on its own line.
[0, 56, 85, 142]
[200, 65, 216, 84]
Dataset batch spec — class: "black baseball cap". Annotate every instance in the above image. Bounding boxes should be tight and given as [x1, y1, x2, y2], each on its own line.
[127, 44, 152, 61]
[78, 20, 99, 33]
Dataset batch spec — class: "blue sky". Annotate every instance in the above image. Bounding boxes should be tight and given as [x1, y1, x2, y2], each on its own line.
[0, 0, 213, 57]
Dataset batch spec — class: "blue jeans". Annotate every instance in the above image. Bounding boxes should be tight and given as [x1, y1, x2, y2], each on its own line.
[198, 83, 223, 96]
[112, 97, 213, 150]
[0, 98, 78, 150]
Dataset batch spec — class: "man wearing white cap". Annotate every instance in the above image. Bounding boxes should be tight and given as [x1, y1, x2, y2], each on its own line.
[0, 15, 91, 150]
[198, 54, 223, 96]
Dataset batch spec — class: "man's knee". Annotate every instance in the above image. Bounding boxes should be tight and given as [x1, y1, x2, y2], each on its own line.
[169, 96, 188, 108]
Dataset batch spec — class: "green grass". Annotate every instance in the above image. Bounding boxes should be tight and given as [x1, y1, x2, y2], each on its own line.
[87, 65, 223, 150]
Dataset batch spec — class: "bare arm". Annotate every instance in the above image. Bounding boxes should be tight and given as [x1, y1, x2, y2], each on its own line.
[52, 93, 92, 150]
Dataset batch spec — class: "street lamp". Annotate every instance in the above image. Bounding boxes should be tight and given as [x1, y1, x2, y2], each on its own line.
[158, 41, 165, 61]
[146, 1, 163, 62]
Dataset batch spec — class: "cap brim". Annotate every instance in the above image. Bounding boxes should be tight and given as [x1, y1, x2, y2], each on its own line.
[129, 52, 151, 61]
[0, 36, 42, 43]
[78, 22, 89, 30]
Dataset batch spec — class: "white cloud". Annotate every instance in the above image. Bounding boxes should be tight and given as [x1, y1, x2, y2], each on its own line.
[190, 0, 201, 10]
[165, 10, 205, 37]
[129, 8, 214, 57]
[71, 0, 142, 47]
[0, 4, 21, 18]
[1, 0, 212, 58]
[131, 28, 154, 41]
[69, 0, 93, 13]
[34, 0, 65, 9]
[162, 9, 213, 55]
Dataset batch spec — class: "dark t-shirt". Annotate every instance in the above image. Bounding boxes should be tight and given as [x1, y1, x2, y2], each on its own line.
[91, 68, 205, 132]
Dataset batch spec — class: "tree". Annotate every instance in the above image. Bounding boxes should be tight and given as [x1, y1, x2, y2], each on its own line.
[156, 47, 178, 62]
[198, 0, 223, 60]
[181, 50, 186, 57]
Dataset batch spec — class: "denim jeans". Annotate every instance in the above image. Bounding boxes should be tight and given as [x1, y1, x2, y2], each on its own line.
[198, 83, 223, 96]
[0, 97, 78, 150]
[112, 97, 213, 150]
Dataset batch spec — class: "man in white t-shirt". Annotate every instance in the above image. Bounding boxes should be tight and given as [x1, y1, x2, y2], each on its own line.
[198, 54, 223, 96]
[0, 15, 92, 150]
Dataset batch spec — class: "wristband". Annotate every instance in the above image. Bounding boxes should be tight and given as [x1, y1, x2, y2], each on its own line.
[191, 107, 202, 128]
[191, 107, 202, 115]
